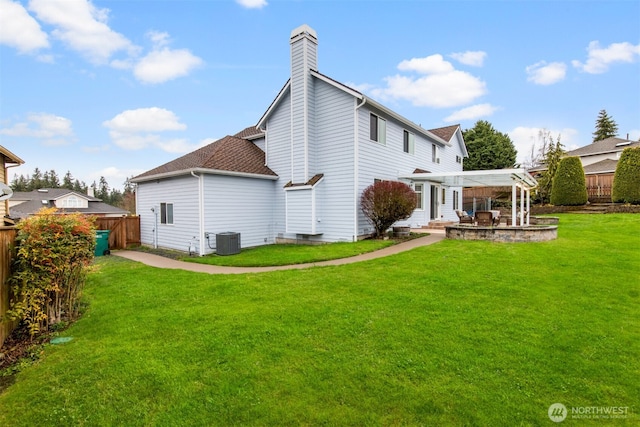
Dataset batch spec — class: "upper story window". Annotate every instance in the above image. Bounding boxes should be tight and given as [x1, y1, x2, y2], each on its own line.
[160, 202, 174, 225]
[432, 144, 440, 163]
[59, 195, 81, 208]
[403, 130, 415, 154]
[370, 113, 386, 145]
[456, 155, 462, 164]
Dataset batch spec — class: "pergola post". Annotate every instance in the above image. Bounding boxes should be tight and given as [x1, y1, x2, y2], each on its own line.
[511, 183, 517, 227]
[526, 188, 531, 225]
[520, 185, 525, 226]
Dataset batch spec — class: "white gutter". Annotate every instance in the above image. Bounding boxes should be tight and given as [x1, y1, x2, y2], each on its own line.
[191, 171, 205, 256]
[131, 168, 279, 184]
[353, 96, 367, 241]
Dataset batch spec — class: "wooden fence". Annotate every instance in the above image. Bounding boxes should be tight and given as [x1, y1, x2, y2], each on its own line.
[586, 174, 613, 203]
[94, 216, 141, 250]
[0, 227, 17, 348]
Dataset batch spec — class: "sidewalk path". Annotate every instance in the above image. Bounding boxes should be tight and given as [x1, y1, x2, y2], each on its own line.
[113, 230, 445, 275]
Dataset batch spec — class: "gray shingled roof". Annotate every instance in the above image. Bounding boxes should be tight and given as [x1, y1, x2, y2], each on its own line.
[566, 137, 639, 157]
[582, 159, 619, 175]
[10, 189, 129, 219]
[133, 133, 276, 181]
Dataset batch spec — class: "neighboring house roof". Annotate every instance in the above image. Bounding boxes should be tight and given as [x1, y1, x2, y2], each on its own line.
[132, 134, 277, 182]
[582, 159, 619, 175]
[566, 137, 640, 158]
[0, 145, 25, 166]
[10, 189, 129, 219]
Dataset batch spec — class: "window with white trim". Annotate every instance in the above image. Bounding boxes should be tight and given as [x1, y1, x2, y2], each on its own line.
[415, 183, 423, 210]
[60, 195, 81, 208]
[160, 202, 173, 225]
[453, 190, 459, 210]
[432, 144, 440, 163]
[370, 113, 386, 145]
[403, 130, 415, 154]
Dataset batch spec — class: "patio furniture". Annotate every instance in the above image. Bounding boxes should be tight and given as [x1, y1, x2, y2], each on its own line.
[476, 210, 501, 226]
[455, 210, 474, 224]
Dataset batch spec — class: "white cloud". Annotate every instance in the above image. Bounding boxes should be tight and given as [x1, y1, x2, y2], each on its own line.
[146, 30, 171, 48]
[29, 0, 137, 64]
[0, 0, 49, 53]
[0, 113, 74, 145]
[374, 54, 487, 108]
[235, 0, 268, 9]
[103, 107, 187, 133]
[398, 55, 455, 74]
[449, 51, 487, 67]
[572, 41, 640, 74]
[444, 104, 498, 122]
[103, 107, 206, 152]
[526, 61, 567, 85]
[134, 48, 203, 84]
[509, 126, 579, 165]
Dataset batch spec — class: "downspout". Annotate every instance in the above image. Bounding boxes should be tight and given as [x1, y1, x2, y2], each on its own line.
[191, 171, 205, 256]
[353, 96, 367, 241]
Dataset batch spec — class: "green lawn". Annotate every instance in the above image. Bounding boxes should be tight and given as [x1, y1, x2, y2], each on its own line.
[0, 214, 638, 425]
[181, 238, 396, 267]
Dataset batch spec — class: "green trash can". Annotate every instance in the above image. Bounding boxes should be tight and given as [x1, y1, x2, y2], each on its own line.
[95, 230, 111, 256]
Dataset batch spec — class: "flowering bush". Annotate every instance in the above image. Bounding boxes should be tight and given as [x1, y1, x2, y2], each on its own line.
[5, 208, 96, 337]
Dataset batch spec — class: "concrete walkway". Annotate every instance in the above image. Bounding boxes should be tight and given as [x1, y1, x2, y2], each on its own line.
[113, 230, 446, 275]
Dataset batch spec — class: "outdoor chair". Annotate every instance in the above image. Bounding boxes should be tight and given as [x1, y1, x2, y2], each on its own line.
[475, 211, 500, 226]
[456, 210, 474, 224]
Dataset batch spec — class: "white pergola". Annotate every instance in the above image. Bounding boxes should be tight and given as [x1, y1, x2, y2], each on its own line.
[400, 168, 538, 226]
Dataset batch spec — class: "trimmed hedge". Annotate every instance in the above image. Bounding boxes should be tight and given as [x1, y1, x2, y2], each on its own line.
[612, 147, 640, 204]
[550, 156, 588, 206]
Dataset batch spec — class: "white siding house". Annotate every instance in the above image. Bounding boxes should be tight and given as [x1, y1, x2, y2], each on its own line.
[132, 24, 468, 255]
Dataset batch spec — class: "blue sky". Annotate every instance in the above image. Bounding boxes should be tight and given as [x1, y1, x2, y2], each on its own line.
[1, 0, 639, 190]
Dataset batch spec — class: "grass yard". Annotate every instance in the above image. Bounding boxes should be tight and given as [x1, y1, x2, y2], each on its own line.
[0, 214, 638, 425]
[180, 238, 396, 267]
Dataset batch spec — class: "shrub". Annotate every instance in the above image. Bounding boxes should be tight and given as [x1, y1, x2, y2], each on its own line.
[612, 147, 640, 204]
[550, 157, 588, 206]
[360, 181, 416, 238]
[5, 208, 96, 337]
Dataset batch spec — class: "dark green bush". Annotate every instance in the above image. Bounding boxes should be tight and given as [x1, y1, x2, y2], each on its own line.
[612, 147, 640, 204]
[550, 157, 588, 206]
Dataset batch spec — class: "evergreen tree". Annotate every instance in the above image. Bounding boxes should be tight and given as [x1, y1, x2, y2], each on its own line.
[593, 109, 618, 142]
[62, 171, 74, 189]
[31, 168, 43, 190]
[612, 147, 640, 204]
[96, 177, 110, 202]
[462, 120, 517, 170]
[550, 157, 588, 206]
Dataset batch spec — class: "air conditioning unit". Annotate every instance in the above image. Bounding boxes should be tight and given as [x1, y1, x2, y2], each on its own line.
[216, 232, 241, 255]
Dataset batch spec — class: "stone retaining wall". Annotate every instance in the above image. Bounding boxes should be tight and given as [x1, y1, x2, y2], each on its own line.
[446, 225, 558, 242]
